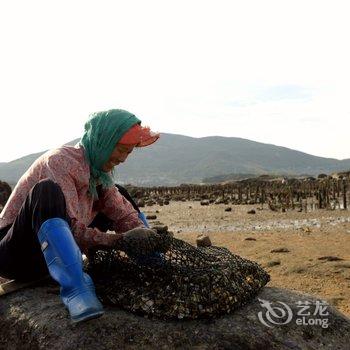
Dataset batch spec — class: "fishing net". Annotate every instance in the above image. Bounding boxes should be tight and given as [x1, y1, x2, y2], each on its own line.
[86, 227, 270, 320]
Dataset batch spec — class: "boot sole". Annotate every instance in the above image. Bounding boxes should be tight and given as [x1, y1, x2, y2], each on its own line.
[71, 310, 104, 323]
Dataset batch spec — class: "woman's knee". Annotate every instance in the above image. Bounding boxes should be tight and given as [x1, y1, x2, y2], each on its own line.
[33, 179, 62, 192]
[28, 179, 70, 229]
[31, 179, 65, 201]
[30, 179, 67, 212]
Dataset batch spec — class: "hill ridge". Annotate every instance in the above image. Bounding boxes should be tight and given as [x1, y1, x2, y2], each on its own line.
[1, 133, 349, 186]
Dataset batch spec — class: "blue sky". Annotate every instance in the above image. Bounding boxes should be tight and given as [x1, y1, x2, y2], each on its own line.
[0, 0, 349, 161]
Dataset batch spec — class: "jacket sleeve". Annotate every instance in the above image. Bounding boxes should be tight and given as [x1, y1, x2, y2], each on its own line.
[98, 186, 144, 233]
[45, 156, 120, 254]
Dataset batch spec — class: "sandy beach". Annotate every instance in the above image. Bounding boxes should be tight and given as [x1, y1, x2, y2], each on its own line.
[1, 201, 349, 318]
[143, 201, 350, 317]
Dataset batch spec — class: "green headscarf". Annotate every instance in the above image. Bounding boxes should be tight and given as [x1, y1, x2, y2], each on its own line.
[80, 109, 140, 199]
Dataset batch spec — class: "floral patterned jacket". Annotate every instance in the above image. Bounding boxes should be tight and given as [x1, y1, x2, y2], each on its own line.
[0, 144, 143, 253]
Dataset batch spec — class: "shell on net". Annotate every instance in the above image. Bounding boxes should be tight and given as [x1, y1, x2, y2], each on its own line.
[87, 230, 270, 320]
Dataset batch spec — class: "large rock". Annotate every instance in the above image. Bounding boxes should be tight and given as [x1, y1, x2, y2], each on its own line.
[0, 285, 349, 349]
[0, 180, 11, 208]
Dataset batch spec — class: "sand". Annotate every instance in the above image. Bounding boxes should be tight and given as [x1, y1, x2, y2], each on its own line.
[1, 201, 349, 318]
[143, 201, 350, 317]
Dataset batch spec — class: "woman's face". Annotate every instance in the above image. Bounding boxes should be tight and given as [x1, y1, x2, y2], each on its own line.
[102, 144, 135, 172]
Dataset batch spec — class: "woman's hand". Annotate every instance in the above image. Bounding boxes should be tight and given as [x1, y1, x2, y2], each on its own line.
[117, 227, 170, 256]
[88, 228, 171, 256]
[88, 232, 123, 252]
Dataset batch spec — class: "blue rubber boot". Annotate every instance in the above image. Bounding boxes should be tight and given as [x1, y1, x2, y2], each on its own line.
[38, 218, 104, 322]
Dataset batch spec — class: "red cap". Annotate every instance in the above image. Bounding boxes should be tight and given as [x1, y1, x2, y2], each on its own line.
[118, 124, 160, 147]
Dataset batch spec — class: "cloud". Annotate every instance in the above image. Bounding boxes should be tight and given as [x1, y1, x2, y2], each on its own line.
[256, 85, 313, 102]
[0, 1, 349, 161]
[227, 85, 314, 108]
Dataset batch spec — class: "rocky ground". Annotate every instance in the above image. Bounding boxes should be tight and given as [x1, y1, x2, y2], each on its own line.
[1, 285, 349, 349]
[143, 202, 350, 318]
[1, 201, 350, 349]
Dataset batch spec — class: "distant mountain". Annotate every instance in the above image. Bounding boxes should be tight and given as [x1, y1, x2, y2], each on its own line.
[0, 133, 350, 186]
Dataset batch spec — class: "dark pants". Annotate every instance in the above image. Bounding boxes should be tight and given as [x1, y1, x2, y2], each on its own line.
[0, 179, 114, 282]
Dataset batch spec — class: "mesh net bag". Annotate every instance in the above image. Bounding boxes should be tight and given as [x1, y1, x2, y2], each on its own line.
[87, 229, 270, 320]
